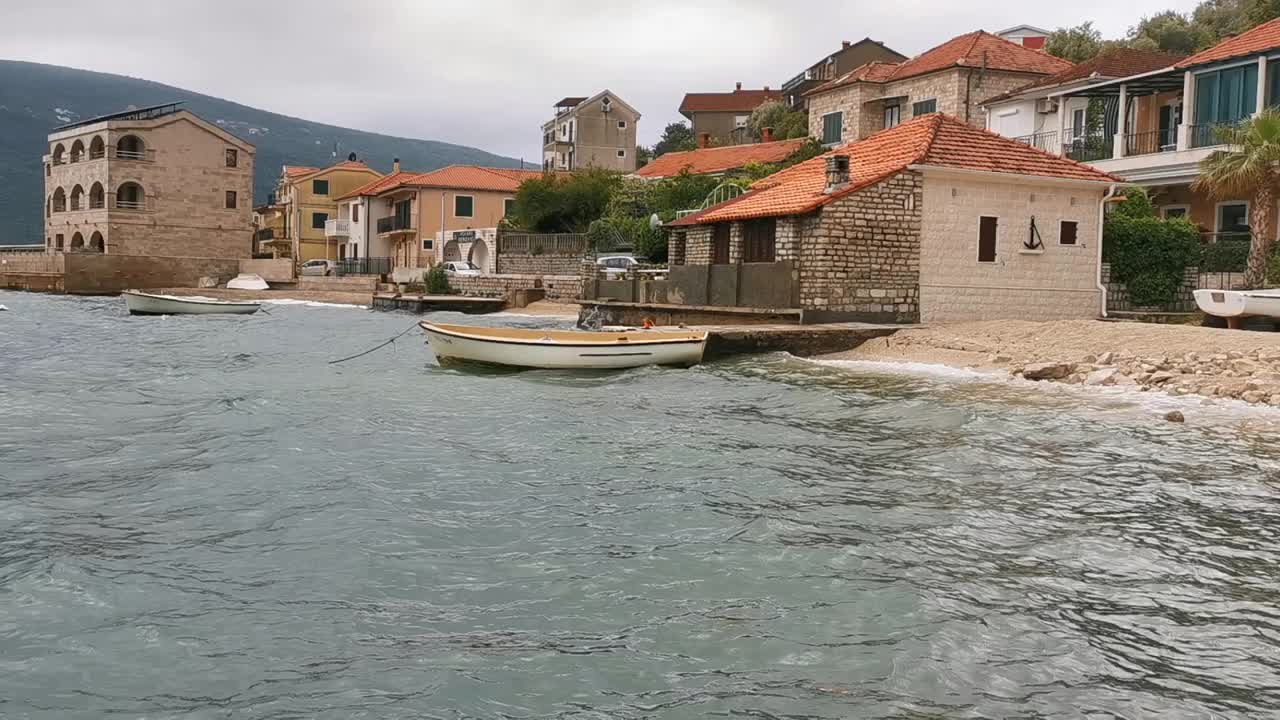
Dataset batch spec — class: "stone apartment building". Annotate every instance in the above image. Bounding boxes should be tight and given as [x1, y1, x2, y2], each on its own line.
[43, 103, 255, 258]
[668, 114, 1119, 323]
[262, 157, 382, 263]
[805, 30, 1073, 147]
[678, 83, 783, 145]
[781, 38, 908, 110]
[542, 91, 640, 172]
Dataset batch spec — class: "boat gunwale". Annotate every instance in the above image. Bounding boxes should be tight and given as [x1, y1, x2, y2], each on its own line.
[420, 322, 707, 348]
[121, 290, 262, 308]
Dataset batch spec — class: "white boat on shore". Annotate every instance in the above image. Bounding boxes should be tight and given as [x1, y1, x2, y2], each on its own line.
[122, 290, 261, 316]
[226, 273, 269, 290]
[1194, 288, 1280, 323]
[420, 321, 707, 369]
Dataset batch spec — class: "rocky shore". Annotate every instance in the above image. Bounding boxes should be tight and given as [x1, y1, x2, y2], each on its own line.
[822, 319, 1280, 408]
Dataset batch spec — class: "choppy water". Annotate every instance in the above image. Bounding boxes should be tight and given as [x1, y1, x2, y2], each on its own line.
[4, 290, 1280, 719]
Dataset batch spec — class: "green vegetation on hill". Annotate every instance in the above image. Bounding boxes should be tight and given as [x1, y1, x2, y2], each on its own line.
[0, 60, 526, 244]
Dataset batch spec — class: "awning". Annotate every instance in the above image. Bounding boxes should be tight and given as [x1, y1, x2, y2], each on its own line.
[1056, 68, 1184, 98]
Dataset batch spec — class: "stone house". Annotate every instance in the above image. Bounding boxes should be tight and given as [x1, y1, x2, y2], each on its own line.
[678, 83, 782, 146]
[43, 103, 254, 258]
[667, 113, 1121, 323]
[542, 91, 640, 172]
[805, 30, 1073, 147]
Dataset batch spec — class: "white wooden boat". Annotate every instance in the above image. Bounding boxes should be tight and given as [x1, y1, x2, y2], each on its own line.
[420, 322, 707, 369]
[122, 290, 261, 316]
[226, 273, 269, 290]
[1194, 288, 1280, 320]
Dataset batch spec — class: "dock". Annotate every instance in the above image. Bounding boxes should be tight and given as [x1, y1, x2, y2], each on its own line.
[372, 294, 506, 314]
[695, 322, 906, 359]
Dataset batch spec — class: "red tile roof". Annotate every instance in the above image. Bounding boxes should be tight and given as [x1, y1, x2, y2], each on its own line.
[335, 171, 420, 201]
[804, 62, 900, 95]
[679, 88, 783, 116]
[670, 114, 1120, 226]
[634, 139, 807, 179]
[808, 30, 1073, 97]
[981, 47, 1186, 105]
[1176, 17, 1280, 68]
[337, 166, 545, 199]
[283, 165, 317, 178]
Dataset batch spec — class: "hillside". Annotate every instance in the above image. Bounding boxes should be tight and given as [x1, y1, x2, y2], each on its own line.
[0, 60, 527, 245]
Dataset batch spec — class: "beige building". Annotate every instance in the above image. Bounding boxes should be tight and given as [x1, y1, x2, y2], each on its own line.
[43, 103, 255, 258]
[262, 157, 382, 263]
[542, 91, 640, 172]
[679, 83, 783, 145]
[805, 30, 1073, 146]
[668, 114, 1119, 323]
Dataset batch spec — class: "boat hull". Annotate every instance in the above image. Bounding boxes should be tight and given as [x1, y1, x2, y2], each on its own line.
[420, 322, 706, 369]
[226, 273, 269, 290]
[122, 291, 261, 316]
[1194, 288, 1280, 318]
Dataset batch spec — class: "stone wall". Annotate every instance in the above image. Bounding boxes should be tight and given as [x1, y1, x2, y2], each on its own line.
[239, 258, 294, 282]
[449, 273, 582, 301]
[495, 253, 582, 275]
[918, 173, 1103, 322]
[799, 170, 923, 322]
[61, 253, 241, 294]
[682, 225, 714, 265]
[1102, 263, 1198, 313]
[0, 251, 64, 273]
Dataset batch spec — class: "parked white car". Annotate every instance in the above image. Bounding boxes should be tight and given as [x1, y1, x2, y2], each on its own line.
[300, 259, 335, 276]
[597, 255, 640, 277]
[443, 261, 482, 277]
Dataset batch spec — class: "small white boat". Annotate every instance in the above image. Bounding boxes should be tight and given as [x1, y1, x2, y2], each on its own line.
[420, 321, 707, 369]
[226, 273, 269, 290]
[122, 290, 261, 316]
[1194, 288, 1280, 322]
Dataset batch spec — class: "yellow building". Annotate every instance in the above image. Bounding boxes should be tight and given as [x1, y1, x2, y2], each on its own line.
[268, 157, 382, 263]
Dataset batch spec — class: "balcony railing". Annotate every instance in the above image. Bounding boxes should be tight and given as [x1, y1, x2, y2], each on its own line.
[113, 199, 145, 211]
[335, 257, 392, 277]
[1124, 128, 1178, 157]
[1189, 123, 1229, 149]
[88, 198, 104, 210]
[324, 219, 350, 237]
[1064, 132, 1113, 163]
[89, 149, 105, 160]
[376, 216, 413, 234]
[115, 149, 146, 161]
[255, 228, 277, 241]
[1011, 130, 1060, 154]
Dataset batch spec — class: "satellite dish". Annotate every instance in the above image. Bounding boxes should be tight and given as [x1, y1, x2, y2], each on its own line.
[649, 213, 662, 230]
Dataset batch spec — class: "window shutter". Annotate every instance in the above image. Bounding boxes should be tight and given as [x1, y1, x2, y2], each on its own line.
[978, 216, 998, 262]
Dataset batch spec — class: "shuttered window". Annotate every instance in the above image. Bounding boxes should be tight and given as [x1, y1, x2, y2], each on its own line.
[742, 218, 777, 263]
[1060, 220, 1078, 245]
[821, 112, 843, 145]
[712, 223, 730, 264]
[978, 216, 998, 262]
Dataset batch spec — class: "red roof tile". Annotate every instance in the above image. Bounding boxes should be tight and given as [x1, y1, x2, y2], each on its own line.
[982, 47, 1185, 105]
[634, 139, 807, 179]
[1176, 17, 1280, 68]
[283, 165, 317, 178]
[335, 171, 420, 201]
[338, 166, 545, 199]
[804, 62, 899, 96]
[808, 30, 1073, 97]
[671, 114, 1119, 226]
[679, 88, 783, 116]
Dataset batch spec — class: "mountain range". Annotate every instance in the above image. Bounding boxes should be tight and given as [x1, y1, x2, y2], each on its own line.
[0, 60, 527, 245]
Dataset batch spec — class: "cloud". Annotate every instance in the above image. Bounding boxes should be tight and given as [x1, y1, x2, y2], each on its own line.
[0, 0, 1199, 161]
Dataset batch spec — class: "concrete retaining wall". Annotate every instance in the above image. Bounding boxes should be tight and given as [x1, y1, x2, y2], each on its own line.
[495, 253, 583, 276]
[298, 275, 378, 292]
[62, 254, 241, 294]
[240, 258, 294, 282]
[449, 273, 582, 302]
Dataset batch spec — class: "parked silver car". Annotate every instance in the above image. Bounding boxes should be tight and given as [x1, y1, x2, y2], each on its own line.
[300, 259, 335, 276]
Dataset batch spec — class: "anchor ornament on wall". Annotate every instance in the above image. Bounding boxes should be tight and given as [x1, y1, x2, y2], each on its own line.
[1025, 215, 1044, 251]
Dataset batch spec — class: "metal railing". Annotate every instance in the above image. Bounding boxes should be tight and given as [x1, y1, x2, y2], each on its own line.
[89, 148, 105, 160]
[324, 218, 350, 237]
[376, 216, 413, 234]
[255, 228, 276, 241]
[1189, 123, 1229, 149]
[1011, 130, 1060, 154]
[498, 233, 587, 255]
[336, 257, 392, 276]
[1124, 128, 1177, 157]
[1064, 132, 1114, 163]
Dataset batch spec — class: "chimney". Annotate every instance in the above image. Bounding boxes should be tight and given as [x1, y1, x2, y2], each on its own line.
[392, 157, 400, 173]
[764, 85, 770, 91]
[762, 127, 774, 143]
[735, 81, 742, 91]
[697, 132, 711, 149]
[842, 40, 851, 48]
[347, 151, 357, 162]
[824, 155, 850, 194]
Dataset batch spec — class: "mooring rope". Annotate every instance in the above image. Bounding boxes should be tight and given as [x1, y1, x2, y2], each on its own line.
[328, 322, 419, 365]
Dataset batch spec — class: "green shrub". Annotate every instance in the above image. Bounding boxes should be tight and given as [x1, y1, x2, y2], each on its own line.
[424, 265, 450, 295]
[1103, 212, 1201, 307]
[1200, 238, 1250, 272]
[586, 217, 665, 261]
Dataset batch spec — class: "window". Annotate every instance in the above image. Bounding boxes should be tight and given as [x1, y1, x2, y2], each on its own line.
[742, 218, 777, 263]
[617, 149, 626, 158]
[1060, 220, 1078, 245]
[712, 223, 731, 264]
[225, 148, 238, 167]
[978, 216, 998, 262]
[1217, 201, 1249, 238]
[617, 120, 627, 129]
[454, 195, 473, 217]
[56, 233, 64, 250]
[912, 98, 937, 115]
[1161, 205, 1189, 220]
[312, 179, 329, 195]
[1071, 108, 1086, 139]
[1195, 64, 1259, 126]
[311, 212, 328, 229]
[884, 104, 902, 129]
[351, 204, 359, 223]
[422, 239, 434, 250]
[225, 191, 237, 209]
[821, 112, 843, 145]
[504, 198, 515, 216]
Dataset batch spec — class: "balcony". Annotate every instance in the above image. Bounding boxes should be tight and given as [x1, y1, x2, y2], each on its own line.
[255, 228, 277, 242]
[324, 219, 350, 237]
[1063, 132, 1114, 163]
[1123, 128, 1178, 157]
[376, 215, 414, 236]
[1011, 130, 1060, 154]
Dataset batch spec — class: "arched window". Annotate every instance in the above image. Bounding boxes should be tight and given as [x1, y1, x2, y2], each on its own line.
[52, 187, 66, 213]
[70, 184, 84, 211]
[116, 135, 145, 160]
[70, 139, 85, 163]
[51, 143, 66, 165]
[115, 182, 145, 210]
[70, 232, 84, 251]
[89, 135, 106, 160]
[89, 231, 104, 253]
[89, 182, 105, 210]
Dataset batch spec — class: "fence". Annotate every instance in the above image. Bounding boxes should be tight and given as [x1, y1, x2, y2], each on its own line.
[336, 256, 392, 276]
[498, 233, 587, 255]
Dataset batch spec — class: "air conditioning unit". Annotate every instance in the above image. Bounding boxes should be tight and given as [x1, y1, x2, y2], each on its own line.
[1035, 98, 1059, 114]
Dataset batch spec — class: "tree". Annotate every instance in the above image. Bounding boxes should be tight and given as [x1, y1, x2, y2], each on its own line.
[1191, 0, 1253, 42]
[746, 101, 810, 141]
[1129, 11, 1213, 53]
[509, 168, 621, 233]
[1046, 22, 1106, 62]
[1193, 109, 1280, 288]
[652, 122, 697, 157]
[635, 145, 652, 167]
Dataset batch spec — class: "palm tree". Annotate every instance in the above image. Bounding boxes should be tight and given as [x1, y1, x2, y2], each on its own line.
[1193, 108, 1280, 288]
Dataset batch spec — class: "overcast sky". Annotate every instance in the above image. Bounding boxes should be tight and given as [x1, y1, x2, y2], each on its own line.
[2, 0, 1199, 162]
